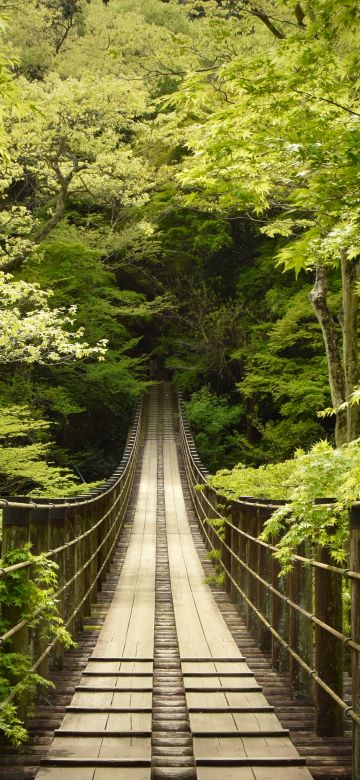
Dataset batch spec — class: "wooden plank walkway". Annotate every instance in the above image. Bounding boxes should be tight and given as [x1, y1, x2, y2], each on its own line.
[36, 383, 312, 780]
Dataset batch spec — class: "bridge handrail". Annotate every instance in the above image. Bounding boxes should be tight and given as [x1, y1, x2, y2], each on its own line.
[177, 391, 360, 772]
[0, 399, 142, 575]
[0, 398, 143, 710]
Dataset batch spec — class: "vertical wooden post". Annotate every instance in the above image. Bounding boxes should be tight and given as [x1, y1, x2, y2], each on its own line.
[49, 503, 67, 670]
[230, 504, 241, 607]
[64, 505, 76, 634]
[2, 503, 30, 720]
[237, 507, 248, 620]
[222, 510, 232, 595]
[29, 505, 50, 679]
[247, 510, 259, 636]
[73, 505, 85, 631]
[257, 507, 271, 654]
[350, 504, 360, 779]
[289, 555, 301, 698]
[314, 544, 344, 736]
[102, 493, 111, 578]
[96, 496, 104, 592]
[271, 547, 281, 671]
[82, 506, 93, 620]
[89, 502, 98, 607]
[289, 549, 313, 701]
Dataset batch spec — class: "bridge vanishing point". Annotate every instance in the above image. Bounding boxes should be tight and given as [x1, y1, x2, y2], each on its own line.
[0, 383, 356, 779]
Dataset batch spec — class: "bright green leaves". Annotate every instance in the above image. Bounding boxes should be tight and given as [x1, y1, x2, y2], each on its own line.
[185, 387, 243, 471]
[169, 0, 360, 276]
[0, 271, 108, 365]
[209, 436, 360, 571]
[0, 405, 80, 495]
[0, 544, 76, 744]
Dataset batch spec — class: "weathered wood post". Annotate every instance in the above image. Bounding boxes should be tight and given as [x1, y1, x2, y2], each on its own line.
[230, 503, 241, 607]
[29, 504, 50, 679]
[222, 498, 232, 594]
[271, 541, 281, 670]
[2, 503, 31, 719]
[288, 548, 313, 701]
[257, 506, 272, 653]
[64, 505, 76, 634]
[96, 494, 107, 593]
[89, 502, 98, 606]
[247, 508, 259, 636]
[82, 504, 93, 621]
[350, 503, 360, 779]
[49, 502, 67, 670]
[204, 485, 215, 551]
[73, 503, 86, 631]
[102, 492, 112, 578]
[237, 506, 248, 621]
[314, 543, 344, 736]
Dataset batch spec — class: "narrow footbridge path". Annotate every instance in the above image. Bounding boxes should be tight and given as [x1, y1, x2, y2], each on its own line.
[37, 384, 311, 780]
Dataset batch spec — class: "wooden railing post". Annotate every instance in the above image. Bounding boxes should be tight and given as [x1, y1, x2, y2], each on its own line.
[237, 507, 248, 621]
[2, 504, 31, 719]
[96, 496, 106, 592]
[103, 492, 112, 577]
[257, 507, 271, 654]
[49, 503, 67, 670]
[314, 544, 343, 736]
[73, 505, 85, 631]
[89, 503, 98, 607]
[81, 508, 92, 621]
[288, 548, 313, 701]
[247, 509, 259, 636]
[64, 506, 76, 634]
[269, 545, 289, 673]
[230, 504, 241, 608]
[29, 505, 50, 679]
[350, 504, 360, 779]
[222, 499, 232, 594]
[204, 485, 215, 550]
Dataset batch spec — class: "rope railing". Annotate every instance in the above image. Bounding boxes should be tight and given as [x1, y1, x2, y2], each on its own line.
[178, 392, 360, 777]
[0, 399, 143, 711]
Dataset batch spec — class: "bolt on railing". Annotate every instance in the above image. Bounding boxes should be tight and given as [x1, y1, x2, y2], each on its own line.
[0, 399, 143, 716]
[178, 392, 360, 779]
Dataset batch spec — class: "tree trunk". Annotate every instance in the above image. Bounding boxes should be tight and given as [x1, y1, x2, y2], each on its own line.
[34, 184, 67, 244]
[341, 252, 360, 441]
[310, 265, 347, 446]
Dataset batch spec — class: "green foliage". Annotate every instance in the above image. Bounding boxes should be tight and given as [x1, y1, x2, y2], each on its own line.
[0, 270, 107, 365]
[205, 537, 226, 586]
[209, 438, 360, 571]
[185, 387, 243, 471]
[0, 545, 75, 645]
[0, 544, 76, 744]
[0, 404, 81, 495]
[0, 703, 28, 747]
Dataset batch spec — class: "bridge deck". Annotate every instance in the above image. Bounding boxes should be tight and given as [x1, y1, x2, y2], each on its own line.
[37, 384, 312, 780]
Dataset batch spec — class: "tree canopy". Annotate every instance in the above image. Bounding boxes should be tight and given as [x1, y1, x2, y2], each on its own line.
[0, 0, 359, 531]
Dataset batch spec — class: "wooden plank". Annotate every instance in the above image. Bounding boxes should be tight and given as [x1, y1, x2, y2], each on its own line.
[197, 767, 254, 779]
[253, 769, 312, 780]
[186, 691, 270, 709]
[37, 770, 94, 780]
[93, 770, 150, 780]
[195, 757, 306, 766]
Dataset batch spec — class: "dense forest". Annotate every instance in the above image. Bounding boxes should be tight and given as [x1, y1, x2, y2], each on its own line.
[0, 0, 359, 558]
[0, 0, 359, 748]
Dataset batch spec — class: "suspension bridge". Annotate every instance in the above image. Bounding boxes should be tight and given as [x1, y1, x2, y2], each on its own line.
[0, 383, 357, 779]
